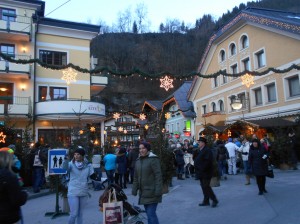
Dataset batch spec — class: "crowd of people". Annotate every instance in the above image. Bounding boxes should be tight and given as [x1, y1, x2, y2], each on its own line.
[0, 129, 298, 223]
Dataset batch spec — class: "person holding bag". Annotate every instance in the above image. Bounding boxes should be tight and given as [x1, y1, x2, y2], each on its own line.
[63, 147, 94, 224]
[132, 142, 162, 224]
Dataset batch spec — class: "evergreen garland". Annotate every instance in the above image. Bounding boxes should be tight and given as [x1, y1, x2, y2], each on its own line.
[1, 52, 299, 79]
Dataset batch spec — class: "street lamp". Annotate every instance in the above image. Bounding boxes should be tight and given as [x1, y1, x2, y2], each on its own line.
[231, 98, 243, 110]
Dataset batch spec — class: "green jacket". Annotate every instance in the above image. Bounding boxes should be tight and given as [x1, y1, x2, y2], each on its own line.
[132, 152, 163, 205]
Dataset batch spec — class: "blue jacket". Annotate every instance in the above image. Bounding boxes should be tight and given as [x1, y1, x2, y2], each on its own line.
[103, 153, 117, 171]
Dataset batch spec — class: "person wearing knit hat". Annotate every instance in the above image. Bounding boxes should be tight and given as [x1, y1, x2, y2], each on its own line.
[63, 146, 94, 224]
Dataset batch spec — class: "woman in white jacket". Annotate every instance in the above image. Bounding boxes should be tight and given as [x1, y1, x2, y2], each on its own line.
[238, 138, 251, 185]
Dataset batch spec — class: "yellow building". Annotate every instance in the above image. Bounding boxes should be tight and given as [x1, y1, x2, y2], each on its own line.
[188, 8, 300, 140]
[0, 0, 107, 146]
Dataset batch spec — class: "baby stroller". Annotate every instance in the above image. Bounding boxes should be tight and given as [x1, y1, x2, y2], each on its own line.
[99, 184, 146, 224]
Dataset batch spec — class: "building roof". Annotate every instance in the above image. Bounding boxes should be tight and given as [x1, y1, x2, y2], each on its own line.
[197, 7, 300, 73]
[35, 17, 100, 33]
[142, 100, 163, 111]
[248, 117, 296, 128]
[163, 81, 195, 118]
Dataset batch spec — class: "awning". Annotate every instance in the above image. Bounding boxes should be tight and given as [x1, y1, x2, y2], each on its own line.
[248, 117, 296, 128]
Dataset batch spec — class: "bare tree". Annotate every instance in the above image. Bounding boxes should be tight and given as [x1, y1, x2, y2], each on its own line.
[135, 2, 148, 33]
[117, 7, 132, 32]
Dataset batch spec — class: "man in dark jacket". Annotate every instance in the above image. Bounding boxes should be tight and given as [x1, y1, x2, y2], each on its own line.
[194, 137, 219, 208]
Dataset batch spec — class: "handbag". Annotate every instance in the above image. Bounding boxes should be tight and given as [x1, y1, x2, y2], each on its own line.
[103, 188, 124, 224]
[266, 165, 274, 178]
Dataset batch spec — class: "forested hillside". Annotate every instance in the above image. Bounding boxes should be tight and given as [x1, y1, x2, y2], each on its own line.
[91, 0, 300, 113]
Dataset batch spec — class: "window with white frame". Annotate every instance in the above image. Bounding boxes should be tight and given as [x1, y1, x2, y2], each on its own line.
[211, 102, 216, 112]
[218, 100, 224, 111]
[171, 124, 174, 133]
[265, 83, 277, 102]
[222, 69, 227, 84]
[255, 49, 266, 69]
[242, 57, 250, 71]
[1, 8, 16, 22]
[237, 92, 247, 109]
[287, 75, 300, 97]
[176, 122, 180, 132]
[202, 105, 207, 114]
[253, 87, 263, 106]
[213, 76, 218, 88]
[229, 43, 236, 56]
[219, 50, 226, 62]
[39, 86, 67, 101]
[39, 50, 67, 66]
[167, 125, 170, 132]
[231, 64, 238, 80]
[241, 35, 249, 49]
[0, 44, 15, 58]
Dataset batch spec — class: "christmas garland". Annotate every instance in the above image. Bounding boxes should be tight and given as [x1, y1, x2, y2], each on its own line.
[1, 52, 299, 79]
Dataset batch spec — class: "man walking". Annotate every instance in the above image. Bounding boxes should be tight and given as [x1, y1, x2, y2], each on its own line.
[225, 138, 239, 175]
[194, 137, 218, 208]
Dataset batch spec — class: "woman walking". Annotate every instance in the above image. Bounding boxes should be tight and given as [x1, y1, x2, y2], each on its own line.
[238, 138, 251, 185]
[248, 138, 269, 195]
[63, 147, 94, 224]
[132, 142, 162, 224]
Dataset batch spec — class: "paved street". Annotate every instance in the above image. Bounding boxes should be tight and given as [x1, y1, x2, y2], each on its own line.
[23, 166, 300, 224]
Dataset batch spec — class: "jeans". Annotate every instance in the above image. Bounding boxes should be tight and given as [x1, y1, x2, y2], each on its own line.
[32, 166, 44, 192]
[105, 169, 115, 185]
[144, 203, 159, 224]
[218, 160, 227, 177]
[243, 160, 252, 175]
[68, 196, 88, 224]
[176, 164, 184, 175]
[228, 157, 237, 175]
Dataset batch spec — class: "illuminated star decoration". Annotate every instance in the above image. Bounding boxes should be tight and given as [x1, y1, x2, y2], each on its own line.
[0, 132, 6, 143]
[90, 126, 96, 132]
[61, 67, 77, 85]
[118, 127, 123, 132]
[165, 112, 171, 119]
[144, 124, 149, 130]
[160, 75, 174, 91]
[241, 73, 254, 88]
[113, 112, 121, 120]
[79, 130, 84, 135]
[139, 113, 146, 120]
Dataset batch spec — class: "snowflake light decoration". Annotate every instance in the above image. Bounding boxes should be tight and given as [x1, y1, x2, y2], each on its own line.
[165, 112, 171, 119]
[0, 132, 6, 143]
[118, 127, 123, 132]
[113, 112, 121, 120]
[160, 75, 174, 91]
[241, 73, 254, 88]
[90, 126, 96, 132]
[61, 67, 77, 85]
[139, 113, 146, 120]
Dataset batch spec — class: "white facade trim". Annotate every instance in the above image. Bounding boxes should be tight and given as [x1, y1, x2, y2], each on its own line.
[36, 41, 89, 52]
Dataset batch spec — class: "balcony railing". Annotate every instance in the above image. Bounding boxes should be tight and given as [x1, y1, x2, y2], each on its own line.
[0, 15, 32, 34]
[0, 54, 31, 75]
[0, 96, 32, 116]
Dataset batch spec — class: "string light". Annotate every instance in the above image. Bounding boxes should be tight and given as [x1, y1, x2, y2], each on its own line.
[139, 113, 146, 120]
[61, 67, 77, 85]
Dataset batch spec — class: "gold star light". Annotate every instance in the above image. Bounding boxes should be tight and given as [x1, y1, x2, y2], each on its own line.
[139, 113, 146, 120]
[113, 112, 121, 120]
[61, 67, 77, 85]
[241, 73, 254, 88]
[0, 132, 6, 143]
[165, 112, 171, 119]
[160, 75, 174, 91]
[90, 126, 96, 132]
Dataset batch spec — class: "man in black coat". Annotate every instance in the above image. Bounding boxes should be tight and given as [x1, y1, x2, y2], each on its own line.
[194, 137, 219, 208]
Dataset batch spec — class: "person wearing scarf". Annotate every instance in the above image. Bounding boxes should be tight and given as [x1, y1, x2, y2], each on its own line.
[63, 147, 94, 224]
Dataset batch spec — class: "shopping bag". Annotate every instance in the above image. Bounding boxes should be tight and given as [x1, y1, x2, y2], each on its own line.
[266, 165, 274, 178]
[103, 189, 124, 224]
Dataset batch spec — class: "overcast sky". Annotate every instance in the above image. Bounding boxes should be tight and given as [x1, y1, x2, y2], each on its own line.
[43, 0, 250, 31]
